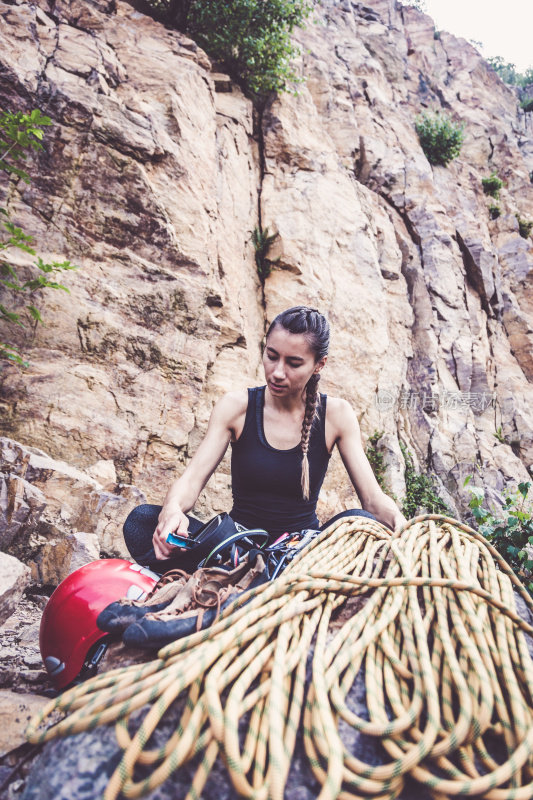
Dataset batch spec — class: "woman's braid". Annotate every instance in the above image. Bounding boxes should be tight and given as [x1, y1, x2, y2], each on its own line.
[300, 372, 321, 500]
[266, 306, 330, 500]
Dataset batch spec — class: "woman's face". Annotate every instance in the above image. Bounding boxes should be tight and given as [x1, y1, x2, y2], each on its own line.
[263, 326, 326, 399]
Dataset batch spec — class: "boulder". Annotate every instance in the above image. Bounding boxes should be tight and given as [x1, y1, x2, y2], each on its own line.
[0, 553, 31, 626]
[0, 690, 48, 757]
[0, 437, 145, 576]
[34, 531, 101, 585]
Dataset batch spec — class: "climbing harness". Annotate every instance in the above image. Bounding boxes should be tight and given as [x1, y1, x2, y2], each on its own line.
[28, 514, 533, 799]
[263, 527, 322, 580]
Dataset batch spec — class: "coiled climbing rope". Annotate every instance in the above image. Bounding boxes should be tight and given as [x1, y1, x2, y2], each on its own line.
[27, 514, 533, 799]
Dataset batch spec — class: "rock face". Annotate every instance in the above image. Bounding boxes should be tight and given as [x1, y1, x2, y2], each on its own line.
[0, 552, 31, 626]
[1, 0, 532, 525]
[0, 690, 48, 757]
[1, 4, 533, 795]
[0, 437, 144, 583]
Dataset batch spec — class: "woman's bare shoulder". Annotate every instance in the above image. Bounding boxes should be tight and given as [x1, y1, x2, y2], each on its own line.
[212, 389, 250, 425]
[325, 395, 359, 433]
[325, 394, 355, 416]
[219, 389, 249, 411]
[212, 389, 251, 440]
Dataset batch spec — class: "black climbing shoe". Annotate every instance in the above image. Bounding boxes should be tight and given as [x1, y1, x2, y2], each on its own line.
[96, 568, 191, 634]
[122, 556, 267, 649]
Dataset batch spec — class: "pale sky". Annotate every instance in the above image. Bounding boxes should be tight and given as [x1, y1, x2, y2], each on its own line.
[423, 0, 533, 72]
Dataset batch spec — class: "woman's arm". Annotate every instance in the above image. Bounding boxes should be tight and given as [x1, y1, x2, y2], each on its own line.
[152, 391, 247, 559]
[331, 398, 407, 533]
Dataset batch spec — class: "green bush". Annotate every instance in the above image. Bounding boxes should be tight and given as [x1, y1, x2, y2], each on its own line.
[465, 477, 533, 595]
[481, 172, 503, 198]
[488, 203, 501, 220]
[252, 225, 279, 283]
[399, 442, 450, 518]
[414, 111, 465, 167]
[365, 431, 387, 492]
[516, 215, 533, 239]
[143, 0, 313, 96]
[493, 425, 507, 444]
[0, 109, 76, 366]
[521, 97, 533, 113]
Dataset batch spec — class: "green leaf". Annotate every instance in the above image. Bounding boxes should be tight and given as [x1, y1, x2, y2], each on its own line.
[27, 305, 43, 322]
[0, 108, 77, 371]
[0, 304, 21, 324]
[0, 262, 19, 280]
[0, 342, 28, 366]
[468, 487, 485, 504]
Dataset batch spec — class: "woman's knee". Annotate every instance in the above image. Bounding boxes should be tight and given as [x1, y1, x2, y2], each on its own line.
[123, 504, 162, 555]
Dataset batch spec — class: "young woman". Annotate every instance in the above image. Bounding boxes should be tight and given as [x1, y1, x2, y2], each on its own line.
[124, 306, 406, 570]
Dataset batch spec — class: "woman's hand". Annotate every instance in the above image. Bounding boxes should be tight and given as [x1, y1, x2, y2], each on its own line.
[153, 506, 190, 560]
[393, 512, 408, 535]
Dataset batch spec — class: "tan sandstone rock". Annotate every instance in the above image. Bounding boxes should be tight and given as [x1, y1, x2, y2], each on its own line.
[0, 438, 145, 575]
[0, 690, 48, 757]
[0, 553, 31, 626]
[0, 0, 531, 528]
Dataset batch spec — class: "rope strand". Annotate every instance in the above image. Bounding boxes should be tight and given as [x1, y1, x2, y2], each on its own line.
[27, 514, 533, 800]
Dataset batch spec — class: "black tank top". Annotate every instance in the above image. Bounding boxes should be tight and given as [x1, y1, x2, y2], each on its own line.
[230, 386, 331, 539]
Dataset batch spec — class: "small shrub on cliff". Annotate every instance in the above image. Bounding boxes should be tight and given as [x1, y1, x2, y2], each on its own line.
[0, 109, 76, 366]
[516, 215, 533, 239]
[488, 203, 501, 220]
[143, 0, 314, 96]
[252, 226, 279, 283]
[399, 442, 450, 518]
[521, 97, 533, 113]
[414, 111, 465, 167]
[481, 172, 503, 198]
[365, 431, 387, 492]
[465, 477, 533, 595]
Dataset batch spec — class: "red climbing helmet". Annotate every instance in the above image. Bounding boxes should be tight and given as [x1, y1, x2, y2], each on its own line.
[40, 559, 158, 690]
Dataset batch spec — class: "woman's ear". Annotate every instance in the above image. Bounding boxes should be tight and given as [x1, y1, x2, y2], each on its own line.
[314, 356, 327, 374]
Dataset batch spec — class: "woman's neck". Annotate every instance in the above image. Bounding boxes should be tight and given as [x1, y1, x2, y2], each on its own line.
[264, 385, 306, 415]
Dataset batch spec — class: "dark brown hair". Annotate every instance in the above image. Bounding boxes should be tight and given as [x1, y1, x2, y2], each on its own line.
[266, 306, 330, 499]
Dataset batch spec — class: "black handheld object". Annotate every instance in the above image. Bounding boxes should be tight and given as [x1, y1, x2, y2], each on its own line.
[166, 513, 269, 569]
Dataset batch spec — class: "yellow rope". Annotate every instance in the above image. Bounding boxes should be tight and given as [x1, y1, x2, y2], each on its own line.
[27, 514, 533, 799]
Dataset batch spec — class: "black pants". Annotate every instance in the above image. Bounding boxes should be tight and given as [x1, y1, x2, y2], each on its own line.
[123, 504, 377, 573]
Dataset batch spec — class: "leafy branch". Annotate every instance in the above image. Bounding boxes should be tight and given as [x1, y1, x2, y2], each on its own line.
[0, 109, 76, 366]
[465, 477, 533, 595]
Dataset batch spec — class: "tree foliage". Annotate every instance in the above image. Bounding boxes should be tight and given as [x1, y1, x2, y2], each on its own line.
[487, 56, 533, 88]
[0, 109, 76, 366]
[143, 0, 314, 96]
